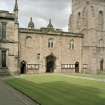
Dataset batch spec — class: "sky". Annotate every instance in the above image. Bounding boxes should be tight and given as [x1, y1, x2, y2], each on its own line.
[0, 0, 72, 31]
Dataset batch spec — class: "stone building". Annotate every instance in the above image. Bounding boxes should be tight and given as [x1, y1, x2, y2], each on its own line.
[69, 0, 105, 73]
[0, 0, 104, 74]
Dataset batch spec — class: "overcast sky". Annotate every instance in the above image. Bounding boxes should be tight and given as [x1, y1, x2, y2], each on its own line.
[0, 0, 72, 31]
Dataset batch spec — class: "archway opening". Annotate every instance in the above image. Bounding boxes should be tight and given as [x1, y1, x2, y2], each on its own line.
[46, 54, 56, 73]
[100, 59, 104, 71]
[20, 60, 26, 74]
[75, 62, 79, 73]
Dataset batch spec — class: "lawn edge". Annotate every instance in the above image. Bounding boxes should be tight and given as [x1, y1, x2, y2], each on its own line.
[5, 80, 42, 105]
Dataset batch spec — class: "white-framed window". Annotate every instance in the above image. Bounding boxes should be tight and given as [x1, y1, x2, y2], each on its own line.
[69, 39, 74, 50]
[48, 38, 54, 48]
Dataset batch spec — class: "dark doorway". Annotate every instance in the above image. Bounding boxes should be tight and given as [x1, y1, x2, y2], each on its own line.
[46, 54, 56, 73]
[100, 59, 104, 71]
[75, 62, 79, 73]
[20, 60, 26, 74]
[1, 50, 7, 67]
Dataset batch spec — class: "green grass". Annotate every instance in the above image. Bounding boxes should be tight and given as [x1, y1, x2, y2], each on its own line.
[6, 74, 105, 105]
[66, 73, 105, 80]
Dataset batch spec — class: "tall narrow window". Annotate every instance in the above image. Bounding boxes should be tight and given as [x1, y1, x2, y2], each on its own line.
[2, 22, 7, 39]
[0, 22, 7, 40]
[1, 50, 6, 67]
[99, 39, 104, 47]
[48, 38, 54, 48]
[0, 23, 2, 39]
[25, 36, 33, 48]
[90, 6, 95, 17]
[69, 39, 74, 50]
[77, 12, 81, 29]
[98, 11, 103, 30]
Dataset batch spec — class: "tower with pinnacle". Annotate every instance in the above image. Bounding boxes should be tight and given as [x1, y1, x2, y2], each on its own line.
[14, 0, 19, 24]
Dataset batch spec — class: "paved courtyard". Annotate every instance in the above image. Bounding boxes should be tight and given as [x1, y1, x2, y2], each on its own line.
[0, 79, 36, 105]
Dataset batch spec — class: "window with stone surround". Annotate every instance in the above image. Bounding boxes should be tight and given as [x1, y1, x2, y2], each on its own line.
[48, 38, 54, 48]
[0, 22, 7, 40]
[77, 12, 81, 29]
[25, 36, 33, 48]
[0, 23, 2, 39]
[99, 39, 104, 47]
[69, 39, 74, 50]
[98, 11, 103, 30]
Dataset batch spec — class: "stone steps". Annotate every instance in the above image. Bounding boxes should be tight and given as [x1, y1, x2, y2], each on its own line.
[0, 70, 10, 76]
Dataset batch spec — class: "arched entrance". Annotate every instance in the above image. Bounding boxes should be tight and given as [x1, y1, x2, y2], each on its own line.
[100, 59, 104, 71]
[75, 62, 79, 73]
[46, 54, 56, 73]
[20, 60, 26, 74]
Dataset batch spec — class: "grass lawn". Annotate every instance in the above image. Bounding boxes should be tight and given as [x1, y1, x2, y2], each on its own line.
[6, 74, 105, 105]
[66, 73, 105, 80]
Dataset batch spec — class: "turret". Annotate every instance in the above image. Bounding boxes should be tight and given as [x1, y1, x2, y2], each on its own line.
[28, 17, 35, 29]
[47, 19, 53, 29]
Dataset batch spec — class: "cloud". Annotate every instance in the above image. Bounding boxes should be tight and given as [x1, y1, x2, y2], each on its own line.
[0, 0, 72, 31]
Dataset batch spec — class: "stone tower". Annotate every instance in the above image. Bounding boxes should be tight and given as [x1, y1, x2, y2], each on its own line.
[69, 0, 105, 73]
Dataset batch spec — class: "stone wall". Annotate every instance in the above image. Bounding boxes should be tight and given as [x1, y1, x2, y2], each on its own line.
[19, 30, 83, 73]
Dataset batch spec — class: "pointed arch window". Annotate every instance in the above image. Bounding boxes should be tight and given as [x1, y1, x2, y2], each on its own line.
[99, 39, 104, 47]
[48, 38, 54, 48]
[98, 11, 104, 30]
[69, 39, 74, 50]
[25, 36, 33, 48]
[90, 6, 95, 17]
[77, 12, 81, 29]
